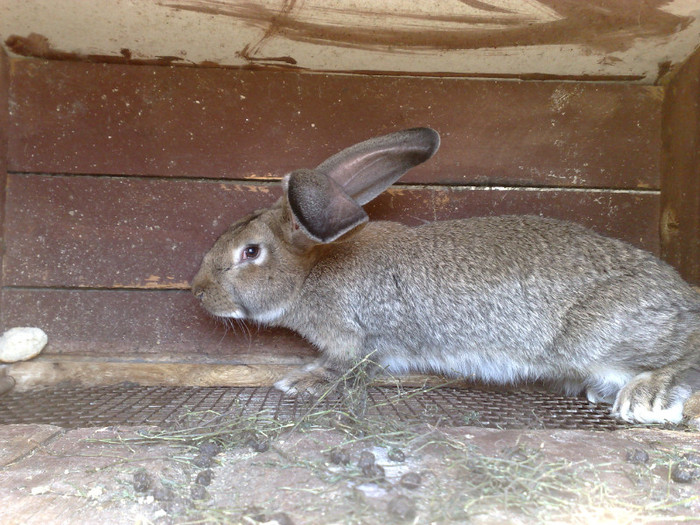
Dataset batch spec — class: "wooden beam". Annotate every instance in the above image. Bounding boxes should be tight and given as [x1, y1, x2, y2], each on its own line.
[7, 358, 298, 391]
[6, 356, 466, 391]
[661, 49, 700, 285]
[0, 48, 9, 333]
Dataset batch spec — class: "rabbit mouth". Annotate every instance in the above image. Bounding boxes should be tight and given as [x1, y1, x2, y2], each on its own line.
[211, 305, 285, 324]
[210, 306, 247, 319]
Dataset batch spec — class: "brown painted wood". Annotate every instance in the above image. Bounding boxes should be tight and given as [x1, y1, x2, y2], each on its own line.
[8, 60, 661, 189]
[4, 174, 659, 288]
[1, 288, 316, 359]
[366, 186, 660, 254]
[3, 174, 281, 289]
[661, 50, 700, 286]
[0, 49, 8, 333]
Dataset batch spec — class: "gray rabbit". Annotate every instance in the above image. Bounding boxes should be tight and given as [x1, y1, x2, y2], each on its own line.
[192, 128, 700, 424]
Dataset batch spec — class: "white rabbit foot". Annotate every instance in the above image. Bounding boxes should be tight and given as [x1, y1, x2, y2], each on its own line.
[274, 359, 343, 399]
[612, 371, 690, 424]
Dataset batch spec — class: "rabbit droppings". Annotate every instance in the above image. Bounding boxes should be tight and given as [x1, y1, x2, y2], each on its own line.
[192, 128, 700, 425]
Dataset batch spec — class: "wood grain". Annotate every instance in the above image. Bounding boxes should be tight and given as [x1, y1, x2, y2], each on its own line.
[0, 424, 62, 467]
[8, 60, 662, 189]
[4, 174, 660, 288]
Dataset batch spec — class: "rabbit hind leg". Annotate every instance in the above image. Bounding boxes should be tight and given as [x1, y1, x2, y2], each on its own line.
[613, 367, 691, 424]
[682, 391, 700, 429]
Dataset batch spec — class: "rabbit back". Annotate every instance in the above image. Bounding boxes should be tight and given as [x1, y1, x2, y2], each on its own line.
[281, 215, 700, 392]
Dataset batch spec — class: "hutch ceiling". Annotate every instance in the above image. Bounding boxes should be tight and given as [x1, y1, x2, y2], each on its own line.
[1, 0, 700, 83]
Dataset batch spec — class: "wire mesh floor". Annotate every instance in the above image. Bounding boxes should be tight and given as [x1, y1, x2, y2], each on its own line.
[0, 382, 632, 430]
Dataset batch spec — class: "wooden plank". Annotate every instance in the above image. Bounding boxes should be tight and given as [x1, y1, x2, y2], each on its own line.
[0, 49, 8, 333]
[4, 174, 659, 288]
[7, 359, 298, 390]
[11, 356, 696, 392]
[8, 59, 661, 189]
[661, 49, 700, 286]
[4, 174, 281, 289]
[7, 357, 461, 390]
[1, 288, 316, 359]
[367, 186, 661, 254]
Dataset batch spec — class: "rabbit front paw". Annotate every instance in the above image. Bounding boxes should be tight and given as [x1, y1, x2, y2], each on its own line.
[274, 359, 342, 399]
[613, 371, 690, 424]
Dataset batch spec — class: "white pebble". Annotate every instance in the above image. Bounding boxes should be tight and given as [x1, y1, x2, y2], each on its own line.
[0, 327, 48, 363]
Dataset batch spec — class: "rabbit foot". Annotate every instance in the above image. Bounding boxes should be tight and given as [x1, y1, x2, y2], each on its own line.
[613, 371, 690, 424]
[274, 359, 343, 399]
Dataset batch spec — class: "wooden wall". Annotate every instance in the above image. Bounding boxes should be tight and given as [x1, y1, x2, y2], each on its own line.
[661, 49, 700, 285]
[0, 56, 688, 387]
[0, 49, 8, 337]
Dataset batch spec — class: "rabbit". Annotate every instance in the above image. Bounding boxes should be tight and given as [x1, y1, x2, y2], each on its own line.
[192, 127, 700, 425]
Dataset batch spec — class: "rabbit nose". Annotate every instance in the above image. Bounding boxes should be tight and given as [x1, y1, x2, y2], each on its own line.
[192, 283, 206, 300]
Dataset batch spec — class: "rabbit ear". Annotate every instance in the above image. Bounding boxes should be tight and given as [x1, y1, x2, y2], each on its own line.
[315, 127, 440, 205]
[285, 169, 369, 244]
[283, 128, 439, 244]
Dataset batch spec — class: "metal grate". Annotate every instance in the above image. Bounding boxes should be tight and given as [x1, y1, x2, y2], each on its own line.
[0, 383, 631, 430]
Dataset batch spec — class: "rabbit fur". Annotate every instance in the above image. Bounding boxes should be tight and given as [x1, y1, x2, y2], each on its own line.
[192, 128, 700, 425]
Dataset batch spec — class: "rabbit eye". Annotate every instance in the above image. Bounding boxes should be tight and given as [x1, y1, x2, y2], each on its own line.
[241, 244, 261, 261]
